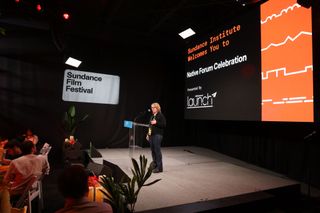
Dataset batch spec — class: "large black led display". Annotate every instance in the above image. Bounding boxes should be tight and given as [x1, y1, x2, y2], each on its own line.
[185, 9, 261, 120]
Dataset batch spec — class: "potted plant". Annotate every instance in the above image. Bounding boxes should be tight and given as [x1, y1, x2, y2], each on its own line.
[99, 155, 161, 213]
[62, 105, 88, 162]
[0, 27, 5, 36]
[62, 105, 89, 139]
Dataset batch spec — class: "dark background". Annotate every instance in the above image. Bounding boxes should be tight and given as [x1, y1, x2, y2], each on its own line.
[0, 0, 320, 190]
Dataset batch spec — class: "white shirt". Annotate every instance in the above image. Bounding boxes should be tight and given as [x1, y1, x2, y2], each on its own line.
[3, 154, 49, 195]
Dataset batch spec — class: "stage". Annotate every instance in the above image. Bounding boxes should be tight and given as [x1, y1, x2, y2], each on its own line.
[93, 146, 299, 212]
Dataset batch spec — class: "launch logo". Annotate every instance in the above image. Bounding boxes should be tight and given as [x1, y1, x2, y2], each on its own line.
[186, 92, 217, 109]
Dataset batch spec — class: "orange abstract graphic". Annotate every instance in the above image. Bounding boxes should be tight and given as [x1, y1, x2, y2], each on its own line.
[261, 0, 313, 122]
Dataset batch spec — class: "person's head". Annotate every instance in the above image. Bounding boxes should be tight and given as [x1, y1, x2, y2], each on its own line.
[58, 165, 89, 199]
[151, 102, 161, 114]
[4, 139, 22, 156]
[20, 140, 36, 155]
[0, 137, 8, 146]
[26, 129, 34, 137]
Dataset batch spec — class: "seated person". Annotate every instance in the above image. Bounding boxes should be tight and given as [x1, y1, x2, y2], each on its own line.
[23, 129, 39, 145]
[0, 137, 8, 162]
[56, 165, 112, 213]
[1, 139, 23, 165]
[2, 140, 49, 198]
[0, 137, 8, 148]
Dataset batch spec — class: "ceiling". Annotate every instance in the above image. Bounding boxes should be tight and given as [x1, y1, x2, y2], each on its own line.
[0, 0, 266, 54]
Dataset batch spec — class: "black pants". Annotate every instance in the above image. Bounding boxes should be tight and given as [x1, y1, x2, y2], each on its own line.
[150, 134, 163, 171]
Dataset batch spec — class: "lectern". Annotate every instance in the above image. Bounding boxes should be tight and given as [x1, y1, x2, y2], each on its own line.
[124, 120, 149, 157]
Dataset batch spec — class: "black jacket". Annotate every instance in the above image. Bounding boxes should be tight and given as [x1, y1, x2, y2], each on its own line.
[149, 112, 166, 136]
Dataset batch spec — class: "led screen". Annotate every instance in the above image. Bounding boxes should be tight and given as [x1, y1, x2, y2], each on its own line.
[184, 0, 313, 122]
[261, 0, 313, 122]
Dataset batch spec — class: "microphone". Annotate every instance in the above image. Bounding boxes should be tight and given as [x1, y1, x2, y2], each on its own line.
[304, 131, 316, 140]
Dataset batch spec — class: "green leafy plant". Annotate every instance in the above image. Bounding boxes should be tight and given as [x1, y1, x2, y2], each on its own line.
[100, 155, 161, 213]
[62, 105, 89, 138]
[0, 27, 5, 36]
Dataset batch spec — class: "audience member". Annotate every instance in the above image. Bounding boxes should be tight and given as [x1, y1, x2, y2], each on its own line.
[23, 128, 39, 145]
[0, 137, 8, 163]
[3, 140, 49, 198]
[0, 137, 8, 148]
[56, 165, 112, 213]
[1, 139, 23, 165]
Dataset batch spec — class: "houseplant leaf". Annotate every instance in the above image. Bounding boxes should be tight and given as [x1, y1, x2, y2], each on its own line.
[100, 155, 161, 212]
[68, 105, 76, 117]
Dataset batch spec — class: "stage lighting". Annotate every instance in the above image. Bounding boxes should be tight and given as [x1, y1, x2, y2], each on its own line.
[63, 13, 70, 20]
[179, 28, 196, 39]
[36, 4, 42, 12]
[65, 57, 82, 68]
[15, 0, 20, 3]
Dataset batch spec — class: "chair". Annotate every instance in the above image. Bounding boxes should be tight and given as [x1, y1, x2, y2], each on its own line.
[14, 175, 44, 213]
[30, 178, 43, 212]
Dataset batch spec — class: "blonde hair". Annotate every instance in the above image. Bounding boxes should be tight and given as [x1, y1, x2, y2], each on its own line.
[151, 102, 161, 112]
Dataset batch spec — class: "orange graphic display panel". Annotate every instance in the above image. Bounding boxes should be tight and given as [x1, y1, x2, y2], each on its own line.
[261, 0, 313, 122]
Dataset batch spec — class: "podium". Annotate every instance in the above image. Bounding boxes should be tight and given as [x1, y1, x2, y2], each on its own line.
[124, 120, 149, 157]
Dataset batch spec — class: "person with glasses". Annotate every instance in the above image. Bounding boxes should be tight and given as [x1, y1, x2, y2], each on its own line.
[146, 102, 166, 173]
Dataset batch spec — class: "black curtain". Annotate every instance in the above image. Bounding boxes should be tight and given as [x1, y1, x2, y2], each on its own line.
[0, 29, 186, 162]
